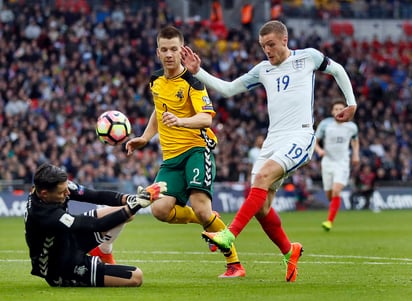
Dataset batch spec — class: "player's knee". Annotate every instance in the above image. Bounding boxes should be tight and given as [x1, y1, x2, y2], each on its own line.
[190, 206, 209, 223]
[151, 209, 168, 222]
[253, 172, 266, 184]
[254, 172, 277, 189]
[150, 205, 170, 222]
[130, 268, 143, 287]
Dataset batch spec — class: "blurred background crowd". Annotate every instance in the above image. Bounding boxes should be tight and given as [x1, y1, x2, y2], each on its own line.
[0, 0, 411, 196]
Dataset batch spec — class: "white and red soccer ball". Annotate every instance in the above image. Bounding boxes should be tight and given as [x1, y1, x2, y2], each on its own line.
[96, 110, 131, 146]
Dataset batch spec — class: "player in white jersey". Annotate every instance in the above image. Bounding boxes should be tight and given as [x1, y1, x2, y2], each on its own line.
[181, 20, 357, 282]
[315, 100, 359, 231]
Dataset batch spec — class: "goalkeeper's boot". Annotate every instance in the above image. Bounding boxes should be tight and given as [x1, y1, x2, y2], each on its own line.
[208, 211, 221, 252]
[89, 246, 116, 264]
[218, 263, 246, 278]
[202, 227, 235, 253]
[322, 220, 333, 231]
[283, 242, 303, 282]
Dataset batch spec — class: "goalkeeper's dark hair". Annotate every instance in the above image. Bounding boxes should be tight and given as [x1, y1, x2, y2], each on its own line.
[157, 25, 184, 44]
[34, 163, 68, 192]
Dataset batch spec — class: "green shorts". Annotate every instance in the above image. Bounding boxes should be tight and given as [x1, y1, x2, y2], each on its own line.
[155, 147, 216, 206]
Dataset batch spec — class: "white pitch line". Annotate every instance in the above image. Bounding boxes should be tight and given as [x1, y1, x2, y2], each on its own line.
[1, 259, 411, 265]
[306, 254, 412, 262]
[0, 249, 411, 264]
[93, 250, 412, 262]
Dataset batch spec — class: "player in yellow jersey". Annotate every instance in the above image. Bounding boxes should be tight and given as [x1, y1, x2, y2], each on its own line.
[126, 25, 245, 278]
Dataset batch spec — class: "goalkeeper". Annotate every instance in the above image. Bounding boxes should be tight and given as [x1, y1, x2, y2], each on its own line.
[24, 163, 166, 287]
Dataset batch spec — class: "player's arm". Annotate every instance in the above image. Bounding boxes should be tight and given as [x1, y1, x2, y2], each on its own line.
[194, 69, 248, 98]
[162, 111, 212, 129]
[58, 181, 166, 232]
[181, 45, 248, 97]
[68, 180, 165, 207]
[314, 137, 325, 157]
[163, 78, 214, 129]
[126, 110, 158, 156]
[68, 181, 125, 206]
[351, 136, 360, 167]
[310, 47, 357, 121]
[314, 120, 325, 157]
[319, 57, 357, 121]
[141, 110, 158, 141]
[51, 184, 164, 233]
[34, 203, 133, 233]
[51, 206, 134, 233]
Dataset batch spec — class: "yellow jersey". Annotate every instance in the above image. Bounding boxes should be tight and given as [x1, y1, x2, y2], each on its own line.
[150, 68, 217, 160]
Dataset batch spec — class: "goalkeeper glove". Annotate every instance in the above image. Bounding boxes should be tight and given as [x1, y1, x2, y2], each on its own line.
[126, 181, 167, 213]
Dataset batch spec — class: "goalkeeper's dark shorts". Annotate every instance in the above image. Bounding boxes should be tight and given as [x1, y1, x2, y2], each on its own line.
[155, 147, 216, 206]
[45, 256, 137, 287]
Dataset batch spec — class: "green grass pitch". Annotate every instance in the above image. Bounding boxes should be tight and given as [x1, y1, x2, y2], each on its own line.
[1, 210, 411, 301]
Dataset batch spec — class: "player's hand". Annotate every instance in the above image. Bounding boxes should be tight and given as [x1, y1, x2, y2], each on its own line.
[316, 149, 325, 158]
[139, 181, 167, 202]
[126, 182, 167, 212]
[181, 46, 201, 74]
[335, 105, 356, 122]
[125, 137, 148, 156]
[162, 111, 181, 127]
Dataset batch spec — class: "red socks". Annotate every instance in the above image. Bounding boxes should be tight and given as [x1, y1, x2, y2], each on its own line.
[328, 196, 341, 222]
[257, 207, 291, 254]
[229, 187, 268, 236]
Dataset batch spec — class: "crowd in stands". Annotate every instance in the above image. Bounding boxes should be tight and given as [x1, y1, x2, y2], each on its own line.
[282, 0, 412, 20]
[0, 0, 411, 195]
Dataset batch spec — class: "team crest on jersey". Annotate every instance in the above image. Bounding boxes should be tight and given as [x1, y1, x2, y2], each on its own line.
[292, 58, 305, 70]
[176, 88, 184, 101]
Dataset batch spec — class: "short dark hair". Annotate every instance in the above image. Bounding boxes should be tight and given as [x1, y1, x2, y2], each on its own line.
[33, 163, 68, 192]
[157, 25, 184, 44]
[331, 99, 346, 110]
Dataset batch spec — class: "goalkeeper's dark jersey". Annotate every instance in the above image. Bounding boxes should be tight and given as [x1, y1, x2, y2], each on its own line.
[24, 181, 126, 281]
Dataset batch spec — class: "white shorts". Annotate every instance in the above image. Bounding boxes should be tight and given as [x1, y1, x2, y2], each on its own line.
[321, 159, 350, 190]
[251, 131, 315, 190]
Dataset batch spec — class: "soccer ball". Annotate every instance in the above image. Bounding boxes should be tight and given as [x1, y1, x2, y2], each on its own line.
[96, 110, 131, 146]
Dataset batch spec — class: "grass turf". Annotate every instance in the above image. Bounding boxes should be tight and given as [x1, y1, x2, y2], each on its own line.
[0, 209, 411, 301]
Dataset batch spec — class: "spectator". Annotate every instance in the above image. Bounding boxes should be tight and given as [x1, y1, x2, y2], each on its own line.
[241, 2, 254, 36]
[0, 4, 15, 23]
[0, 0, 411, 194]
[24, 18, 42, 40]
[350, 164, 376, 209]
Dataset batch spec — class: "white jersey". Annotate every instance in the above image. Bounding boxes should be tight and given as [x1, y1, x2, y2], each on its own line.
[239, 48, 323, 135]
[195, 47, 356, 137]
[315, 117, 358, 165]
[194, 47, 356, 183]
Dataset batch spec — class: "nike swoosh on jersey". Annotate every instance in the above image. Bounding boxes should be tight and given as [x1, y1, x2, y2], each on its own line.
[266, 67, 276, 72]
